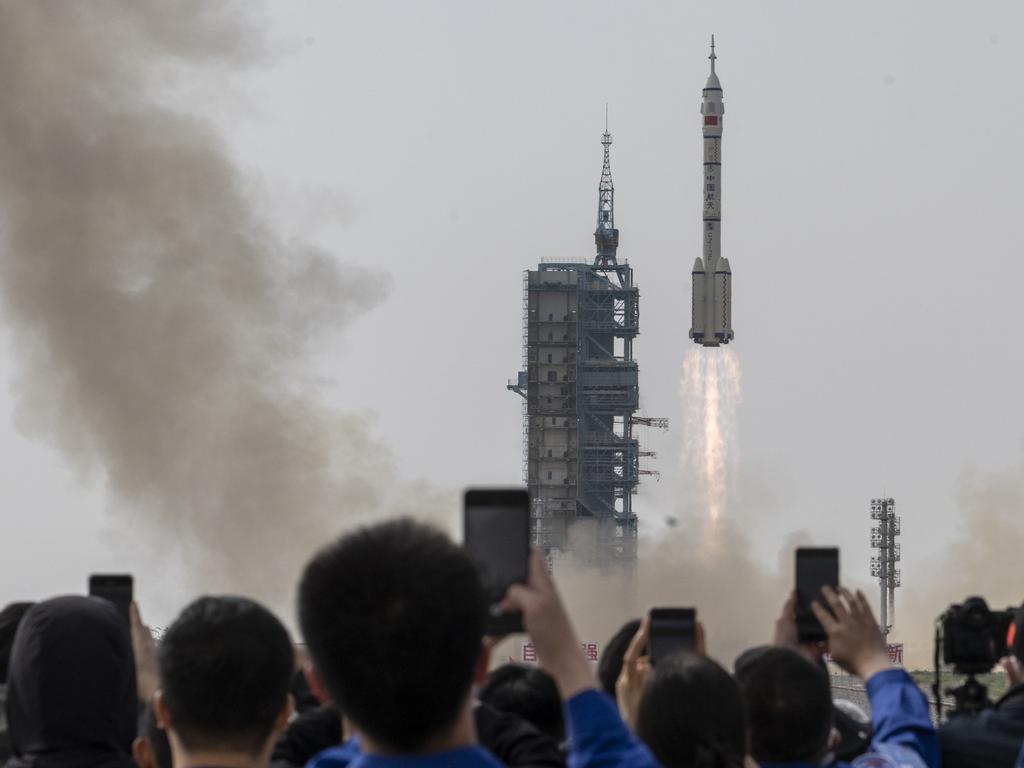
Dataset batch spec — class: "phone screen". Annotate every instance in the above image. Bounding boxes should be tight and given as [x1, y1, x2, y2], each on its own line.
[795, 548, 839, 642]
[89, 574, 133, 624]
[463, 489, 530, 634]
[649, 607, 696, 665]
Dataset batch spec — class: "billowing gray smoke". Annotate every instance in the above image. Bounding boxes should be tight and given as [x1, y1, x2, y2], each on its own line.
[0, 2, 423, 610]
[898, 461, 1024, 667]
[552, 514, 807, 671]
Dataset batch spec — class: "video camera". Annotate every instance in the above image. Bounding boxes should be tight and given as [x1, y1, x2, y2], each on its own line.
[934, 596, 1022, 718]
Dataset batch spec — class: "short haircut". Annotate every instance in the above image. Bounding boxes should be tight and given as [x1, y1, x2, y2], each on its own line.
[597, 618, 641, 698]
[636, 653, 747, 768]
[138, 702, 173, 768]
[298, 518, 486, 752]
[480, 664, 564, 742]
[159, 596, 293, 754]
[733, 646, 833, 763]
[0, 602, 33, 683]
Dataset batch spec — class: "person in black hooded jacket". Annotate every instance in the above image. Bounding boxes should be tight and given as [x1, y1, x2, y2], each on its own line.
[5, 595, 137, 768]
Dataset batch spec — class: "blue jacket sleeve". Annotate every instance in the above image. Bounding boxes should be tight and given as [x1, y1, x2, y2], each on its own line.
[564, 689, 660, 768]
[864, 668, 939, 768]
[1016, 741, 1024, 768]
[306, 737, 360, 768]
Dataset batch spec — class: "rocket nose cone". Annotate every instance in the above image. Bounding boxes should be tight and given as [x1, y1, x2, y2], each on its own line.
[692, 257, 705, 273]
[716, 257, 731, 273]
[704, 71, 721, 90]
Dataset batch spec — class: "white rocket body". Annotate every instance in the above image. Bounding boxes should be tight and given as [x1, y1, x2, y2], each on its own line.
[689, 44, 733, 346]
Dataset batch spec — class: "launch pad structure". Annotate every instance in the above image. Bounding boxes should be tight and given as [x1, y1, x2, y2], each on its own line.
[509, 125, 666, 568]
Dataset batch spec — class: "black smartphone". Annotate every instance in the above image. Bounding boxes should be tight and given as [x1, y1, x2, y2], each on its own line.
[464, 488, 530, 635]
[795, 548, 839, 643]
[648, 607, 697, 665]
[89, 573, 133, 624]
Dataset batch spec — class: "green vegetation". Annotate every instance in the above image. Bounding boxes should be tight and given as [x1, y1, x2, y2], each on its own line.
[908, 670, 1010, 702]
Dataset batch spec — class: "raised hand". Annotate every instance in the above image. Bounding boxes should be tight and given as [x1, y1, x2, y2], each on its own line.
[500, 550, 594, 699]
[811, 586, 891, 681]
[615, 616, 651, 729]
[130, 601, 159, 703]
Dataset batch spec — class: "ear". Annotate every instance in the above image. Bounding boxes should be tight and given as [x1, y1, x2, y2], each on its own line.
[828, 726, 841, 751]
[273, 693, 295, 733]
[153, 690, 172, 730]
[304, 664, 332, 705]
[474, 640, 492, 686]
[132, 737, 154, 768]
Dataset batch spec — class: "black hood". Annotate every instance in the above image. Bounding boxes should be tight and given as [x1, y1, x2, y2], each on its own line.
[5, 595, 137, 768]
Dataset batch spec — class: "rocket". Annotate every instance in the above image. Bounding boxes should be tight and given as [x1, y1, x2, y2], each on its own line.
[689, 36, 734, 347]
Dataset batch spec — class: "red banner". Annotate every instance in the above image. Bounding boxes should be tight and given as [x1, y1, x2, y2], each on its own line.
[522, 641, 598, 664]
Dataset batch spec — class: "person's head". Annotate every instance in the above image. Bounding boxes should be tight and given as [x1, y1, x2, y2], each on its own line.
[6, 596, 136, 763]
[635, 653, 746, 768]
[480, 664, 564, 742]
[0, 602, 33, 684]
[155, 596, 294, 759]
[734, 646, 834, 764]
[133, 702, 172, 768]
[597, 618, 641, 698]
[298, 518, 487, 753]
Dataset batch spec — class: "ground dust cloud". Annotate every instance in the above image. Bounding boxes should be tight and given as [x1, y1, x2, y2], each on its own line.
[0, 1, 446, 613]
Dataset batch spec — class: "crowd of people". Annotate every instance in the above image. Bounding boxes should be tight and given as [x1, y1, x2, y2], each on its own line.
[0, 517, 1021, 768]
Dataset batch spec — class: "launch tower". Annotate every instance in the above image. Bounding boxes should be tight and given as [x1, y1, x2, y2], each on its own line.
[509, 125, 666, 568]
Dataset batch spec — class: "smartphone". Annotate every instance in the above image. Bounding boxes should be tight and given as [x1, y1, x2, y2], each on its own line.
[463, 488, 530, 635]
[89, 573, 133, 624]
[648, 607, 697, 665]
[795, 548, 839, 643]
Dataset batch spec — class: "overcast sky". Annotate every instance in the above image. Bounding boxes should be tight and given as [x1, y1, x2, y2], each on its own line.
[1, 1, 1023, 630]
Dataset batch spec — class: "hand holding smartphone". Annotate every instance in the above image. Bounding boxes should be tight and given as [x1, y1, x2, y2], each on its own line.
[88, 573, 133, 624]
[795, 548, 839, 643]
[463, 489, 530, 635]
[648, 607, 697, 665]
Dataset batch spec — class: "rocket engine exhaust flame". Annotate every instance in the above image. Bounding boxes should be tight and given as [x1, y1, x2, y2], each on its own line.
[680, 347, 741, 549]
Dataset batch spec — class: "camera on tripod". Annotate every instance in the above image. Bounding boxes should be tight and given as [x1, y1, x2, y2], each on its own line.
[934, 596, 1020, 718]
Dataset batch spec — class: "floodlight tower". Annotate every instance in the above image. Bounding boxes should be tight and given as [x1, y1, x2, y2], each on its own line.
[870, 498, 901, 639]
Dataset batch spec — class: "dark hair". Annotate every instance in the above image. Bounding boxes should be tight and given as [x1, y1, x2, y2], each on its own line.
[733, 646, 833, 763]
[298, 518, 487, 752]
[7, 596, 137, 761]
[635, 653, 746, 768]
[159, 596, 294, 754]
[597, 618, 641, 698]
[480, 664, 564, 742]
[137, 702, 173, 768]
[0, 602, 33, 683]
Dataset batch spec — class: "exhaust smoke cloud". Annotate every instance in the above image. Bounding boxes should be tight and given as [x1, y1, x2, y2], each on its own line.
[0, 1, 438, 613]
[550, 347, 780, 668]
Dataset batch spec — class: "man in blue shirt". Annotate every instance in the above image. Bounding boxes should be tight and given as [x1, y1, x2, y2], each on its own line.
[736, 586, 939, 768]
[299, 519, 657, 768]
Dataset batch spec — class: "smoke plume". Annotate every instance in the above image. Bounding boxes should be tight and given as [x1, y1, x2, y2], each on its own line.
[897, 460, 1024, 667]
[551, 348, 790, 668]
[0, 2, 433, 612]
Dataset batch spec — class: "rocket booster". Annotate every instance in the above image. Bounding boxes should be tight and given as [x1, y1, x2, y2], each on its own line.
[689, 37, 734, 347]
